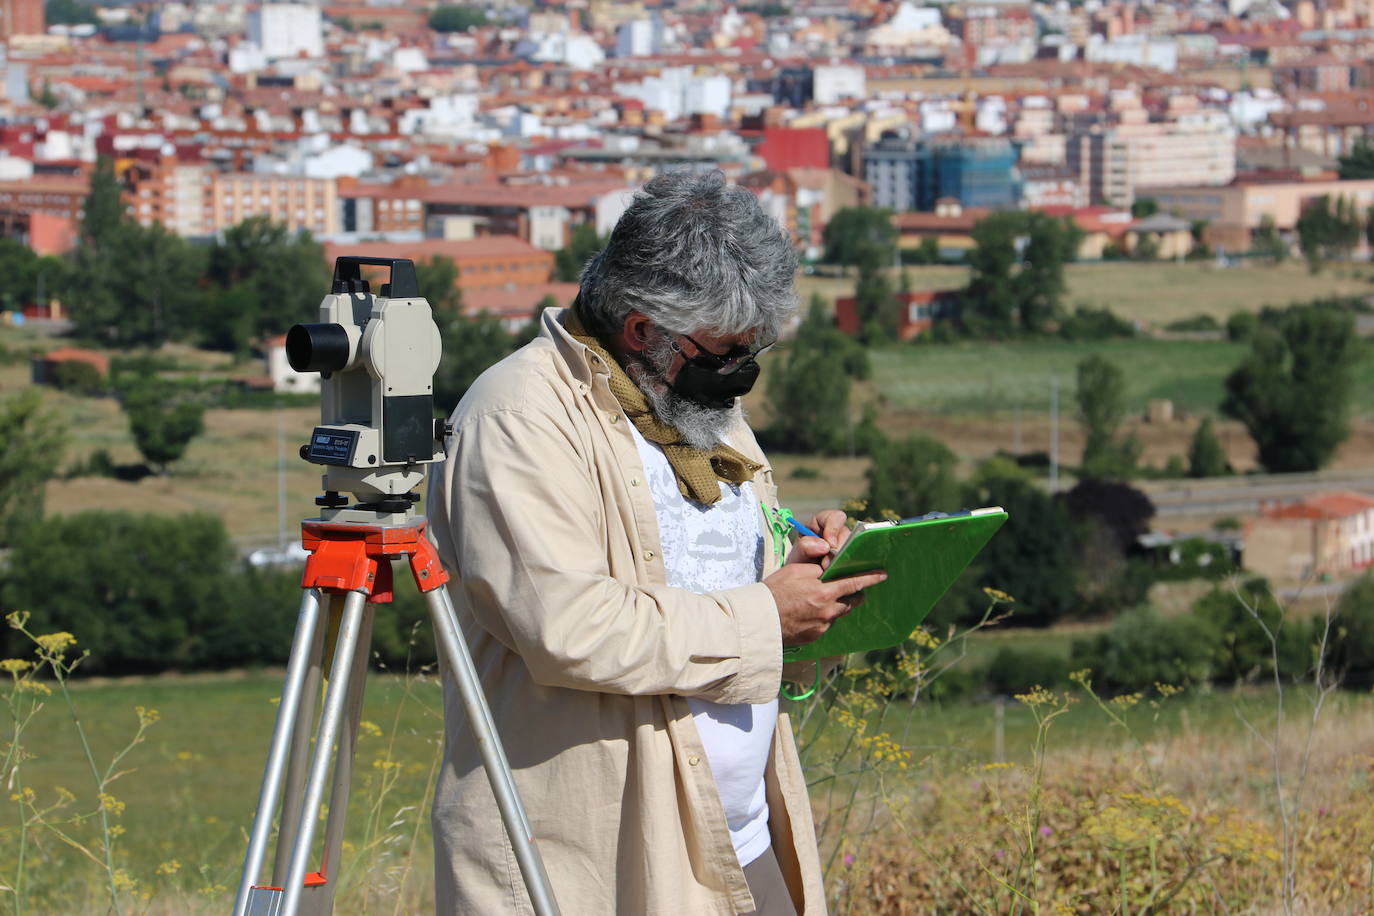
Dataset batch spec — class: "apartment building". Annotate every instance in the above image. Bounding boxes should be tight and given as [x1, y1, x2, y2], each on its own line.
[0, 0, 43, 40]
[1152, 177, 1374, 252]
[127, 161, 338, 238]
[864, 137, 1020, 212]
[0, 176, 87, 224]
[1069, 120, 1236, 207]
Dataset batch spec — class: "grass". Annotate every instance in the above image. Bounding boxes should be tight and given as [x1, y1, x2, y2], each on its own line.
[1, 669, 444, 912]
[5, 669, 1365, 912]
[865, 337, 1251, 416]
[797, 259, 1373, 327]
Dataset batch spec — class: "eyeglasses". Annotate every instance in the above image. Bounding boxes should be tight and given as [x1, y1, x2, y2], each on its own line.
[664, 331, 777, 375]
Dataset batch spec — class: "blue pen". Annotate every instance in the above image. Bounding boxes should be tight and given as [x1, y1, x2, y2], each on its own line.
[786, 516, 837, 556]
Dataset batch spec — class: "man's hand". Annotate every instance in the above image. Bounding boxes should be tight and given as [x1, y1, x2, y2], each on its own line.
[764, 536, 887, 646]
[784, 509, 853, 572]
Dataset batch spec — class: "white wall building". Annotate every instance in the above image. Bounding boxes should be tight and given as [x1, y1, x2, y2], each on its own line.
[616, 18, 663, 57]
[813, 64, 866, 106]
[1084, 34, 1178, 72]
[247, 3, 324, 61]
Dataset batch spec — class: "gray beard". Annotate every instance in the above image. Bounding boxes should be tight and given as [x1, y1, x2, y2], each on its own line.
[626, 336, 740, 451]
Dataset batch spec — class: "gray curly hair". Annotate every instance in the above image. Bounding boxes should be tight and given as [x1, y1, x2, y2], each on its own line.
[577, 170, 798, 341]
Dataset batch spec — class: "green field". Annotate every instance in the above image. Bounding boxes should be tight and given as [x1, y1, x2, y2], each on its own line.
[3, 668, 1369, 912]
[797, 259, 1373, 327]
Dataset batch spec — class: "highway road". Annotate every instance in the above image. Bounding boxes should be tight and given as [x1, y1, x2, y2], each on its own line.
[1136, 469, 1374, 520]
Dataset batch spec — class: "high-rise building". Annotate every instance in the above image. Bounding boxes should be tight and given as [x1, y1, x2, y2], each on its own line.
[863, 137, 1020, 211]
[0, 0, 44, 40]
[1068, 120, 1235, 207]
[247, 3, 323, 61]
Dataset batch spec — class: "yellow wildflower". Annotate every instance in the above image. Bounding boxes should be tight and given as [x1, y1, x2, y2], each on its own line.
[1014, 686, 1056, 708]
[982, 586, 1015, 603]
[34, 632, 76, 655]
[5, 611, 29, 629]
[155, 860, 181, 877]
[98, 792, 126, 816]
[0, 658, 31, 674]
[16, 680, 51, 695]
[359, 720, 383, 738]
[134, 706, 160, 726]
[910, 628, 941, 650]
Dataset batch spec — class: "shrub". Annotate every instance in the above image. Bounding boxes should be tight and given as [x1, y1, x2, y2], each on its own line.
[50, 359, 106, 394]
[1328, 575, 1374, 687]
[1165, 314, 1221, 333]
[1190, 580, 1309, 686]
[985, 646, 1070, 695]
[1069, 607, 1214, 694]
[1226, 311, 1258, 341]
[1059, 306, 1136, 341]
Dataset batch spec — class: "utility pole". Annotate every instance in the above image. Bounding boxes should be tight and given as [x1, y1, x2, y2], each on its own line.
[1049, 377, 1059, 491]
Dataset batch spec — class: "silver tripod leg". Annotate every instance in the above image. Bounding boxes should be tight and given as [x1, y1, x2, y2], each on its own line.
[233, 589, 325, 916]
[279, 590, 370, 916]
[424, 585, 561, 916]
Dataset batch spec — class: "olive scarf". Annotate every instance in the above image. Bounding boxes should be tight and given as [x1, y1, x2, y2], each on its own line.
[564, 308, 762, 506]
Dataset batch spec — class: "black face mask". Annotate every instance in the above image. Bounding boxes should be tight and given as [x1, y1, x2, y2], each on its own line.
[670, 356, 760, 409]
[661, 330, 771, 409]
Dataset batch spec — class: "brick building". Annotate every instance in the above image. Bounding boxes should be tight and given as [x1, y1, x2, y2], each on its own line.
[323, 237, 555, 299]
[835, 288, 962, 340]
[0, 0, 43, 40]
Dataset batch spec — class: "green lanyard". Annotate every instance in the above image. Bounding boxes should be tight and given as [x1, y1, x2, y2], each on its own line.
[761, 503, 821, 701]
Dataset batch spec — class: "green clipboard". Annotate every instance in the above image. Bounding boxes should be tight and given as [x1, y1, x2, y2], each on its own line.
[781, 507, 1008, 662]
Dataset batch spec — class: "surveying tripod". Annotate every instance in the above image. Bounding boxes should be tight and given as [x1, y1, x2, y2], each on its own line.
[233, 256, 559, 916]
[232, 515, 560, 916]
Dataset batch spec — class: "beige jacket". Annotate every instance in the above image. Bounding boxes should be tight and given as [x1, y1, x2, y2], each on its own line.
[427, 308, 826, 915]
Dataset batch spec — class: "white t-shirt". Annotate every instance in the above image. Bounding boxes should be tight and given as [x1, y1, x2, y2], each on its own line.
[629, 425, 778, 868]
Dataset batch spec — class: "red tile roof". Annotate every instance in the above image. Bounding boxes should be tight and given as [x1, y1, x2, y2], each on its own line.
[1263, 491, 1374, 520]
[325, 236, 549, 262]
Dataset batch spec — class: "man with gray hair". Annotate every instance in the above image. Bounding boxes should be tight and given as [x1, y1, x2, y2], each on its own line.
[428, 170, 884, 915]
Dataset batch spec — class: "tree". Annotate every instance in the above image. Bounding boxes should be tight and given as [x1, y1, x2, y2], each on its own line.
[863, 433, 961, 519]
[1016, 212, 1081, 333]
[0, 512, 292, 674]
[1075, 354, 1140, 479]
[1222, 305, 1356, 473]
[434, 312, 515, 413]
[1251, 214, 1287, 264]
[66, 163, 205, 348]
[853, 261, 900, 342]
[1063, 478, 1154, 555]
[959, 465, 1081, 628]
[0, 390, 65, 545]
[962, 210, 1079, 336]
[80, 156, 126, 253]
[44, 0, 98, 25]
[554, 224, 604, 283]
[1187, 416, 1230, 478]
[419, 256, 521, 411]
[414, 254, 463, 313]
[1295, 195, 1361, 273]
[962, 211, 1021, 337]
[428, 5, 487, 32]
[765, 297, 868, 454]
[821, 207, 896, 273]
[120, 375, 205, 474]
[1338, 136, 1374, 180]
[203, 217, 328, 350]
[1130, 198, 1158, 219]
[0, 239, 64, 311]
